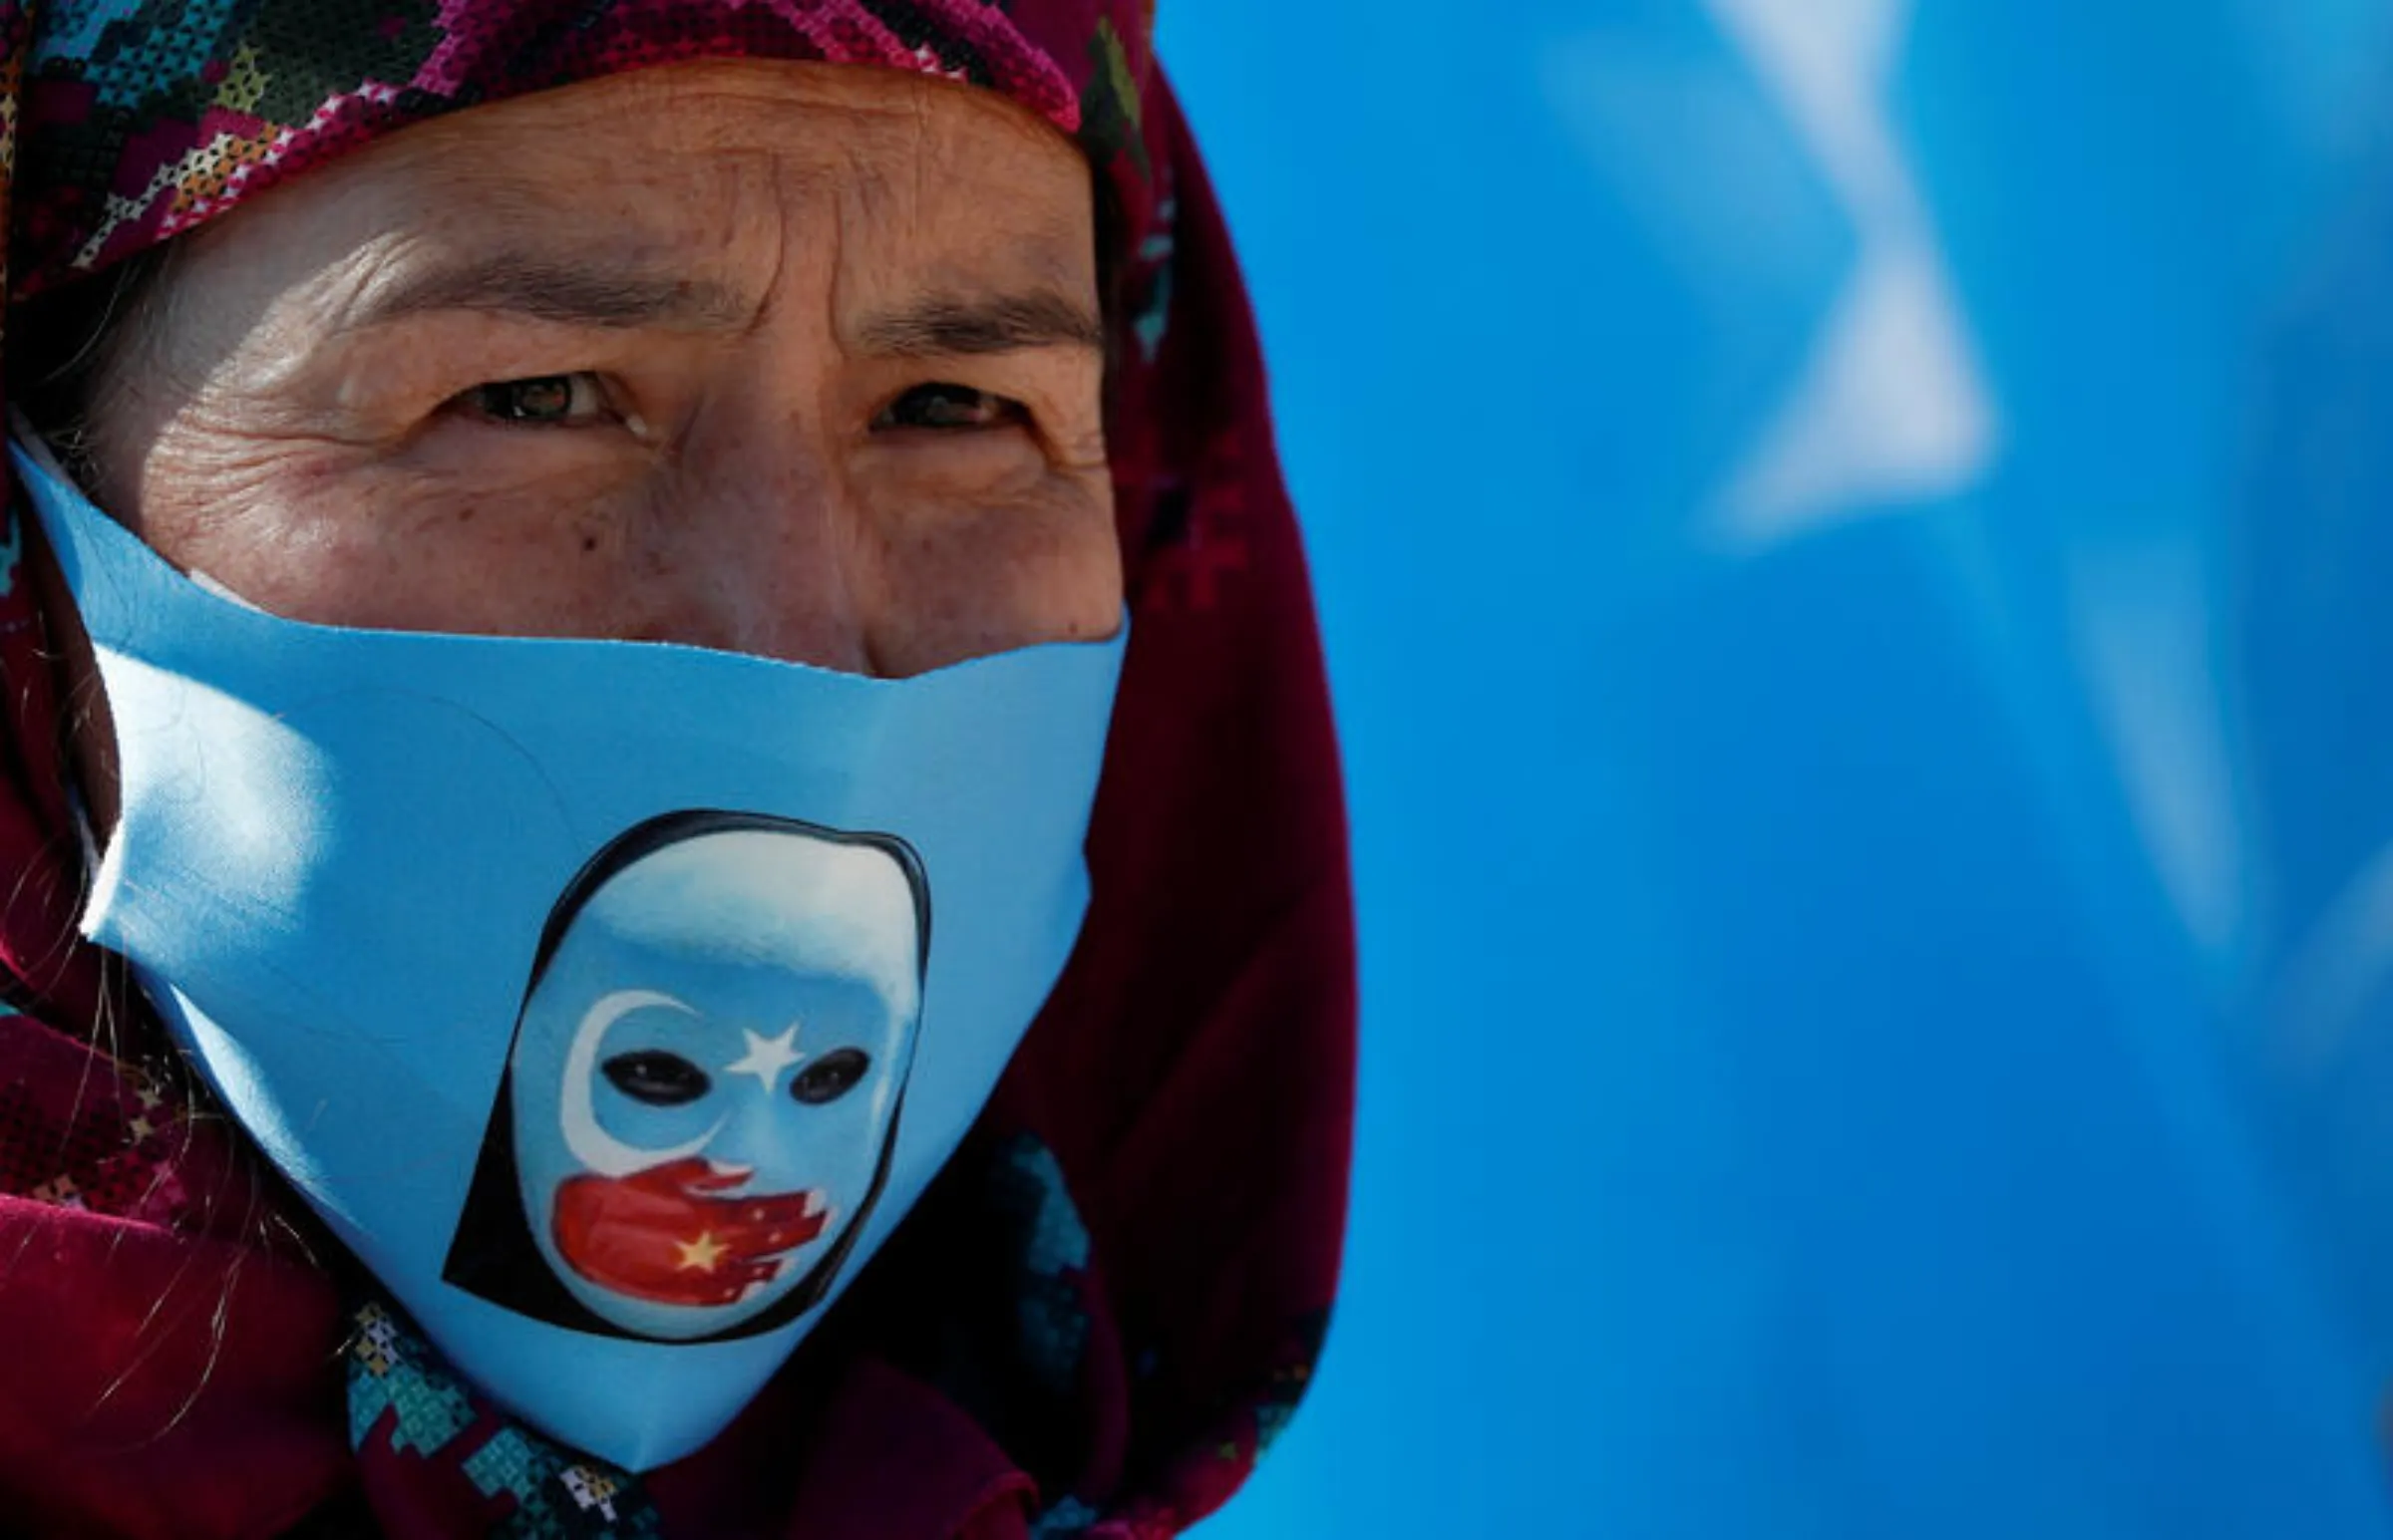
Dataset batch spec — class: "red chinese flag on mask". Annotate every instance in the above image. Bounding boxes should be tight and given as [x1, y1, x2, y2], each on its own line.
[551, 1156, 830, 1306]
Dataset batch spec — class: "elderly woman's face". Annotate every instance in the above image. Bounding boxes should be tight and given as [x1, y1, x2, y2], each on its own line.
[76, 60, 1117, 678]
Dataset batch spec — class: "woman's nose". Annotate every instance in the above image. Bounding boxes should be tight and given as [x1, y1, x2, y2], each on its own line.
[621, 434, 882, 674]
[627, 487, 1115, 679]
[610, 397, 1120, 678]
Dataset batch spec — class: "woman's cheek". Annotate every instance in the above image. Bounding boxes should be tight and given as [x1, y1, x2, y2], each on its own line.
[144, 453, 646, 635]
[856, 470, 1121, 667]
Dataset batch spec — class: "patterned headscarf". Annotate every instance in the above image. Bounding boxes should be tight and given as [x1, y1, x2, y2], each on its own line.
[0, 4, 1355, 1536]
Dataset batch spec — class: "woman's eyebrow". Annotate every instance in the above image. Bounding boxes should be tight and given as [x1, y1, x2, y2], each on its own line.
[340, 253, 755, 332]
[336, 255, 1102, 356]
[855, 291, 1105, 358]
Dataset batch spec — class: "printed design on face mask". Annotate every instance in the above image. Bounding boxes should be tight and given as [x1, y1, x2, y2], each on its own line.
[549, 1151, 832, 1309]
[443, 810, 929, 1344]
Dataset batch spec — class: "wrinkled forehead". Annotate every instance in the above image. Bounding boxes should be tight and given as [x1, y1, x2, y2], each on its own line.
[8, 0, 1158, 295]
[556, 829, 922, 1016]
[187, 61, 1105, 337]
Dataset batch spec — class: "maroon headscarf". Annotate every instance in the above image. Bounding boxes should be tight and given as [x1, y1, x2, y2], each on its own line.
[0, 4, 1355, 1535]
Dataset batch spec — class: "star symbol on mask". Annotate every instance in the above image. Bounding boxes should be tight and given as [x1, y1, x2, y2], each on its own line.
[722, 1025, 804, 1093]
[674, 1231, 728, 1273]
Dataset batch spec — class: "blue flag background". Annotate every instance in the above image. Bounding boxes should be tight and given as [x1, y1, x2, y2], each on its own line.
[1167, 3, 2393, 1535]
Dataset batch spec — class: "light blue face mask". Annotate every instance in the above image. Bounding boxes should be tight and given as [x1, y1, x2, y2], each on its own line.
[9, 436, 1126, 1471]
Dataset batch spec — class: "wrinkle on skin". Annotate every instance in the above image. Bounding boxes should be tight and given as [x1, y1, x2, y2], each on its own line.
[44, 57, 1120, 835]
[71, 60, 1116, 674]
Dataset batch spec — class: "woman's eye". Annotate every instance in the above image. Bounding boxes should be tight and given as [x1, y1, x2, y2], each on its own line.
[456, 373, 610, 427]
[790, 1047, 871, 1105]
[872, 383, 1027, 433]
[601, 1050, 711, 1106]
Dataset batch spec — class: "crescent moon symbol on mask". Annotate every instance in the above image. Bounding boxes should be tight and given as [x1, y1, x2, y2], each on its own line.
[559, 988, 728, 1177]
